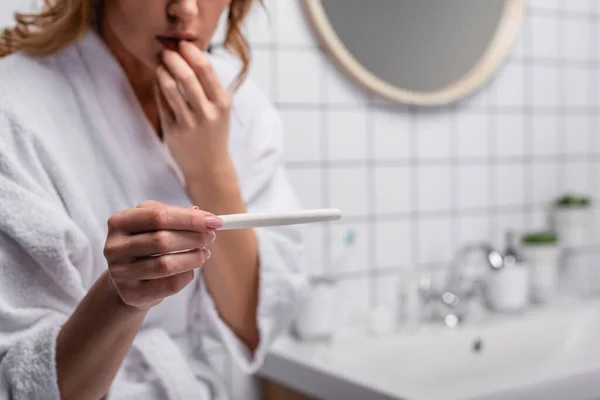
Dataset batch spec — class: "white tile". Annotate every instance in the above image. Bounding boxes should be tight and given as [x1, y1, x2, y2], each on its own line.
[594, 164, 600, 200]
[329, 222, 369, 273]
[530, 16, 560, 59]
[491, 212, 526, 250]
[565, 69, 590, 108]
[565, 115, 591, 155]
[564, 19, 592, 60]
[248, 48, 273, 98]
[458, 215, 491, 246]
[375, 220, 411, 269]
[596, 26, 600, 61]
[418, 217, 452, 264]
[374, 274, 402, 310]
[458, 165, 490, 209]
[280, 109, 322, 162]
[531, 208, 551, 232]
[372, 107, 411, 160]
[276, 49, 322, 103]
[532, 65, 560, 107]
[532, 163, 559, 205]
[456, 112, 489, 158]
[531, 114, 560, 156]
[495, 114, 525, 157]
[529, 0, 560, 10]
[374, 167, 411, 214]
[287, 168, 323, 209]
[337, 278, 370, 328]
[327, 110, 368, 161]
[460, 81, 491, 108]
[592, 207, 600, 245]
[490, 62, 525, 107]
[511, 18, 531, 58]
[274, 0, 317, 46]
[564, 162, 591, 194]
[563, 0, 592, 13]
[417, 166, 451, 212]
[244, 0, 274, 45]
[323, 55, 368, 105]
[496, 164, 525, 207]
[416, 113, 451, 159]
[303, 225, 325, 275]
[328, 167, 368, 216]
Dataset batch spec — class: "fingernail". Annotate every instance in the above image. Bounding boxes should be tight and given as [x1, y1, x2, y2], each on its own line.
[192, 206, 200, 210]
[203, 248, 212, 260]
[207, 230, 216, 243]
[205, 216, 223, 229]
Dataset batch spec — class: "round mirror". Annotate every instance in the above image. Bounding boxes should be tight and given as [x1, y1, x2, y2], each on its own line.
[303, 0, 527, 105]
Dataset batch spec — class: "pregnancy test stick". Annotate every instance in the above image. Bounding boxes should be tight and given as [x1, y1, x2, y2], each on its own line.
[217, 208, 342, 231]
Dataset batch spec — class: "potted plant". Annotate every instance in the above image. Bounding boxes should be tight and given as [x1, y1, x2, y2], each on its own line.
[520, 231, 560, 304]
[553, 194, 592, 248]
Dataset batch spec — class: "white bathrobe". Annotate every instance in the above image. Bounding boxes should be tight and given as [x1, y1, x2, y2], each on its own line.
[0, 29, 308, 400]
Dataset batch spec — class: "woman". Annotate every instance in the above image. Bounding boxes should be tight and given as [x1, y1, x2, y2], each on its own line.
[0, 0, 307, 399]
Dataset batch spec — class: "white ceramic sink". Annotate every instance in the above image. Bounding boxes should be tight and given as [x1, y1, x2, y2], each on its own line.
[261, 298, 600, 400]
[344, 315, 572, 385]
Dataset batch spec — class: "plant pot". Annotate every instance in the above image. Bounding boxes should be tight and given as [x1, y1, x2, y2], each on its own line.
[553, 207, 590, 248]
[520, 244, 560, 304]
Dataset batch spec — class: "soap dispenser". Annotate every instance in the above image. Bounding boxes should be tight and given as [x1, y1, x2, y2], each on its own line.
[489, 231, 530, 312]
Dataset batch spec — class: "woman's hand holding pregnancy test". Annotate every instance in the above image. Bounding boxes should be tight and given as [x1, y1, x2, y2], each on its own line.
[104, 201, 222, 310]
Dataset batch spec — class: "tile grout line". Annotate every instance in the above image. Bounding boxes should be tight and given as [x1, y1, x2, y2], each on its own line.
[366, 96, 378, 308]
[524, 5, 534, 229]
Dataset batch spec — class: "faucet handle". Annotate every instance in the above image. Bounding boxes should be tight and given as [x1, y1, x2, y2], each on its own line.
[417, 274, 440, 302]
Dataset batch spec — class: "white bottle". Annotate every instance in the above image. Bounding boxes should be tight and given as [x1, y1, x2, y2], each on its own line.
[293, 276, 339, 341]
[489, 232, 530, 312]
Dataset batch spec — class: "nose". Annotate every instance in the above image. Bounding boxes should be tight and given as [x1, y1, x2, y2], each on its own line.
[167, 0, 199, 22]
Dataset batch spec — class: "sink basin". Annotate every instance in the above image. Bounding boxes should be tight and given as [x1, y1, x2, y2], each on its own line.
[261, 298, 600, 400]
[344, 314, 573, 386]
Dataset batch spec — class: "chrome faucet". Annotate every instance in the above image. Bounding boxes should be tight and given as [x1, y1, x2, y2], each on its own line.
[419, 242, 504, 328]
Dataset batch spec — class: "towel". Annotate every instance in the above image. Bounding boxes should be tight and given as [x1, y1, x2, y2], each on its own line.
[0, 29, 308, 399]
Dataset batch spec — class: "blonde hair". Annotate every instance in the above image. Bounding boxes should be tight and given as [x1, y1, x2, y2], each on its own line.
[0, 0, 257, 87]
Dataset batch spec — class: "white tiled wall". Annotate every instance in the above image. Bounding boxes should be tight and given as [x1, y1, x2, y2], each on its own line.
[239, 0, 600, 320]
[3, 0, 600, 399]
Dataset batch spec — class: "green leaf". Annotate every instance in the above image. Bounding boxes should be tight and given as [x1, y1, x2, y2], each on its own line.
[555, 194, 591, 208]
[521, 231, 558, 245]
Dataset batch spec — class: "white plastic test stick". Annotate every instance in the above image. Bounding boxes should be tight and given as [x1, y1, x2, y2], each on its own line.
[217, 208, 342, 231]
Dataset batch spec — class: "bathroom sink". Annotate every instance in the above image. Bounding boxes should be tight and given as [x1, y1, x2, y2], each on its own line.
[342, 313, 572, 387]
[261, 298, 600, 400]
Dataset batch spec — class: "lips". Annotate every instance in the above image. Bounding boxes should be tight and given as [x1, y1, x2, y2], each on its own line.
[156, 34, 199, 51]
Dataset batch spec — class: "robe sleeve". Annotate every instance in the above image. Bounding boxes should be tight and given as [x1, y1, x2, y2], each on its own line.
[0, 113, 90, 400]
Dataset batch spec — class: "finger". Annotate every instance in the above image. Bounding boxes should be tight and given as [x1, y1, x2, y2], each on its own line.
[137, 200, 163, 208]
[107, 206, 209, 234]
[156, 64, 194, 126]
[105, 230, 214, 262]
[140, 269, 196, 299]
[139, 201, 214, 218]
[162, 48, 210, 112]
[154, 81, 175, 128]
[179, 41, 229, 105]
[120, 270, 196, 307]
[116, 248, 209, 281]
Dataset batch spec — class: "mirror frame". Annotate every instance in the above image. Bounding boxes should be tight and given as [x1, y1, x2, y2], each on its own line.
[302, 0, 527, 106]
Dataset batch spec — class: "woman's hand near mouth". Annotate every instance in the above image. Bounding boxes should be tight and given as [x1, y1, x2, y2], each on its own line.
[155, 40, 232, 180]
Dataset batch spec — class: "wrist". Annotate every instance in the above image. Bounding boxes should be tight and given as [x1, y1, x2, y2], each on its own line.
[184, 157, 239, 191]
[101, 271, 147, 316]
